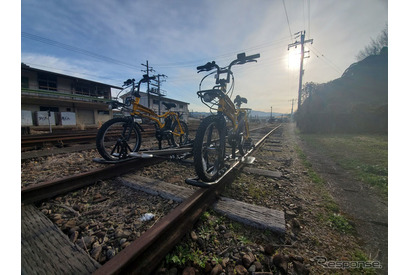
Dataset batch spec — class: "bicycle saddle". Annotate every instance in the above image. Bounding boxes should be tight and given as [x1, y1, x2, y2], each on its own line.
[162, 102, 176, 110]
[234, 95, 247, 107]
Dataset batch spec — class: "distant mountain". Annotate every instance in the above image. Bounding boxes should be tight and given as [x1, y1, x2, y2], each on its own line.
[190, 110, 284, 118]
[249, 110, 284, 117]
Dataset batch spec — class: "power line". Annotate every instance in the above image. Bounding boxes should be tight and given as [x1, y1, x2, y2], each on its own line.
[307, 0, 311, 38]
[282, 0, 293, 41]
[23, 31, 289, 73]
[22, 62, 126, 86]
[152, 36, 290, 68]
[309, 45, 343, 74]
[22, 32, 140, 70]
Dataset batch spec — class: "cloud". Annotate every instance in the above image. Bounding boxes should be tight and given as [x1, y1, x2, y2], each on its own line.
[21, 0, 388, 113]
[21, 52, 125, 84]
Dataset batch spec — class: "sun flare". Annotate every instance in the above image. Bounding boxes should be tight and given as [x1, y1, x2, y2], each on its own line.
[286, 49, 301, 71]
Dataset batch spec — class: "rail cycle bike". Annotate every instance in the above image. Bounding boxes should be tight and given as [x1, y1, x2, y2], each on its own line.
[193, 52, 260, 182]
[96, 75, 189, 161]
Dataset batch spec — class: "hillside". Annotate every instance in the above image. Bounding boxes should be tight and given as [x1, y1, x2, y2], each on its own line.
[297, 47, 387, 133]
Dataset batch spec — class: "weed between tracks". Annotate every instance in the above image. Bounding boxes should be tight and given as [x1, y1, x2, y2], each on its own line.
[158, 124, 378, 274]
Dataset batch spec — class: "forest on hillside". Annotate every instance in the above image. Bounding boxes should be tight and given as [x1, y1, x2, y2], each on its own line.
[296, 47, 387, 133]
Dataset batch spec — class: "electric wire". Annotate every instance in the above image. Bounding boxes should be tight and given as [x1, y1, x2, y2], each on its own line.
[22, 32, 141, 70]
[282, 0, 293, 41]
[307, 0, 311, 39]
[23, 31, 289, 74]
[309, 45, 343, 74]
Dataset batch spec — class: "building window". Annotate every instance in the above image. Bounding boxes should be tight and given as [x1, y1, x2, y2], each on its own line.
[40, 106, 59, 112]
[153, 100, 159, 105]
[38, 73, 57, 91]
[98, 110, 109, 115]
[179, 104, 184, 109]
[74, 82, 92, 95]
[21, 76, 29, 89]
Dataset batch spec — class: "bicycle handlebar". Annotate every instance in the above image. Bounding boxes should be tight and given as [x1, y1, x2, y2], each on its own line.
[196, 52, 260, 73]
[140, 75, 156, 83]
[123, 78, 135, 87]
[233, 52, 260, 66]
[196, 61, 217, 72]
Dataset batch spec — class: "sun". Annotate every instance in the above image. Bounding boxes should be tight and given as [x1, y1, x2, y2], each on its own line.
[286, 49, 301, 71]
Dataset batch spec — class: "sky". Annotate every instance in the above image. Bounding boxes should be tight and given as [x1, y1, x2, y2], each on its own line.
[19, 0, 388, 114]
[9, 1, 410, 269]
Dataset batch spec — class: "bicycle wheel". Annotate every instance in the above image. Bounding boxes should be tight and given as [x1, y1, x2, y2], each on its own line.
[193, 115, 226, 182]
[238, 117, 252, 156]
[170, 120, 189, 147]
[96, 117, 141, 161]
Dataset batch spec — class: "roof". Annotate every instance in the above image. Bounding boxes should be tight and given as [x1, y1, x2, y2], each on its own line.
[140, 91, 190, 105]
[21, 63, 123, 90]
[119, 90, 190, 105]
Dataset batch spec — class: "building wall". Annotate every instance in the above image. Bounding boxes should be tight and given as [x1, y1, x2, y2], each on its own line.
[21, 68, 114, 128]
[21, 67, 189, 128]
[138, 93, 189, 122]
[95, 109, 111, 126]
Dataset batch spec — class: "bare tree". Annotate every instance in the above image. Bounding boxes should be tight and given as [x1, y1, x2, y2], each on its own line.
[356, 24, 388, 61]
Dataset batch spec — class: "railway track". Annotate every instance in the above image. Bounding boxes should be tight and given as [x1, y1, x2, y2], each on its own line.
[21, 124, 282, 274]
[21, 125, 157, 149]
[21, 121, 201, 149]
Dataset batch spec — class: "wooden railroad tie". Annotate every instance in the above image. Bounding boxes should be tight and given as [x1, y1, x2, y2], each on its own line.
[119, 175, 285, 234]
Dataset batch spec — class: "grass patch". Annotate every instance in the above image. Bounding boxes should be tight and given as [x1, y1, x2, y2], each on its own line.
[165, 244, 207, 268]
[328, 213, 353, 234]
[295, 147, 324, 185]
[296, 144, 355, 236]
[301, 133, 387, 198]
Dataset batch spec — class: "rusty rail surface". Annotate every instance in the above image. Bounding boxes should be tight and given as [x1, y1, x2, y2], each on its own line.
[21, 123, 281, 274]
[21, 126, 157, 148]
[21, 157, 164, 205]
[93, 124, 281, 274]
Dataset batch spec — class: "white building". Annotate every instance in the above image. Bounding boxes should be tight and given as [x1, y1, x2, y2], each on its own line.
[21, 63, 190, 131]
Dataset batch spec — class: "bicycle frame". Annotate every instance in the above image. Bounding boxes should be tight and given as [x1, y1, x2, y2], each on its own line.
[216, 90, 250, 140]
[129, 94, 186, 137]
[196, 53, 259, 141]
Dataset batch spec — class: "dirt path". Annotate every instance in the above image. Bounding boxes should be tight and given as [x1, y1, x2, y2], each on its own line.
[289, 123, 388, 274]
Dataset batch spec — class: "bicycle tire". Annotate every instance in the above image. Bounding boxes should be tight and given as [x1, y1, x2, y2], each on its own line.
[170, 120, 189, 147]
[237, 116, 252, 156]
[96, 117, 142, 161]
[193, 115, 226, 182]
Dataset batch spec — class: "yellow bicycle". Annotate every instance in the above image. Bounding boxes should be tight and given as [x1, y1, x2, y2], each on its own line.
[96, 75, 189, 161]
[193, 52, 260, 181]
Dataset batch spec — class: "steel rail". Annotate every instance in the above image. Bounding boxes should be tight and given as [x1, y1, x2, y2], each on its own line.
[21, 123, 280, 274]
[185, 124, 282, 187]
[21, 130, 156, 147]
[21, 157, 165, 205]
[93, 124, 281, 275]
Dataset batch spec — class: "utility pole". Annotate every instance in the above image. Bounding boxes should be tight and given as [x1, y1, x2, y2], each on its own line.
[288, 31, 313, 111]
[141, 60, 155, 108]
[152, 74, 167, 115]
